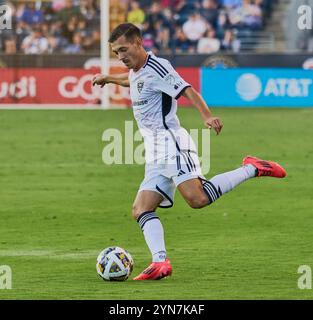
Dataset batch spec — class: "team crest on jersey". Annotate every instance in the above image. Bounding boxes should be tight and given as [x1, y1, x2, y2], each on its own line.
[137, 80, 144, 93]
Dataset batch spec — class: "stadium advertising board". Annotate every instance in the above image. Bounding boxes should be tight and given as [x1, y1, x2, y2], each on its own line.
[201, 68, 313, 107]
[0, 67, 199, 107]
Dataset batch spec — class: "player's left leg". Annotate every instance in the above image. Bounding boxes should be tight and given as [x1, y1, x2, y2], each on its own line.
[178, 156, 286, 208]
[177, 178, 210, 209]
[178, 163, 256, 208]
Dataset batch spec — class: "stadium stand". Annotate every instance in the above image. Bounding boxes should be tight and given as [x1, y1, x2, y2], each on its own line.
[0, 0, 278, 55]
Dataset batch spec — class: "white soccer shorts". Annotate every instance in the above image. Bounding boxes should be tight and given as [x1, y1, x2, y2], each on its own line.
[138, 149, 205, 208]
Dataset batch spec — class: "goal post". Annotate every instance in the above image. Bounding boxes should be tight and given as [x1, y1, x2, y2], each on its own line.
[100, 0, 110, 109]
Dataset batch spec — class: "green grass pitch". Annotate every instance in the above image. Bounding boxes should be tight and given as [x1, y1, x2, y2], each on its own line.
[0, 107, 312, 299]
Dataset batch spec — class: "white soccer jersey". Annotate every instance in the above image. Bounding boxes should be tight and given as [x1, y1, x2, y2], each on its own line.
[129, 52, 192, 163]
[129, 52, 191, 131]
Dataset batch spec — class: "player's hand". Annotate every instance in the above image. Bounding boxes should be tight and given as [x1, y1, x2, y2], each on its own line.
[92, 74, 108, 88]
[205, 117, 223, 135]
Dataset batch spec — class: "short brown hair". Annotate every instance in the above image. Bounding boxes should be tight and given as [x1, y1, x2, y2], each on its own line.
[108, 23, 141, 43]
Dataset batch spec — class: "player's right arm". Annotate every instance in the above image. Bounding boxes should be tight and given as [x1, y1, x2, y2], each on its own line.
[92, 73, 130, 87]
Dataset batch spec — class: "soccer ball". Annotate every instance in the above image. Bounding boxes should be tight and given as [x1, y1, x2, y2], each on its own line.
[96, 246, 134, 281]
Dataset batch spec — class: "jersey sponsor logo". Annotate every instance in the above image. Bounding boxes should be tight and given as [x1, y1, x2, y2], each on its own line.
[165, 74, 175, 85]
[133, 99, 148, 106]
[137, 80, 144, 93]
[165, 75, 183, 90]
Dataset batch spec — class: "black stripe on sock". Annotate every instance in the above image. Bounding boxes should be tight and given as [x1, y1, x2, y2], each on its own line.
[202, 181, 221, 204]
[203, 185, 214, 204]
[203, 184, 216, 202]
[139, 213, 157, 227]
[140, 216, 159, 230]
[204, 183, 218, 201]
[137, 211, 159, 230]
[206, 180, 220, 199]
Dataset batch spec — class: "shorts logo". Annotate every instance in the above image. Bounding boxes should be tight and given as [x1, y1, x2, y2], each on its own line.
[137, 80, 144, 93]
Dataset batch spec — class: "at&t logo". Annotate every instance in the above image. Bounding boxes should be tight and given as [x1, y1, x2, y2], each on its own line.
[236, 73, 312, 101]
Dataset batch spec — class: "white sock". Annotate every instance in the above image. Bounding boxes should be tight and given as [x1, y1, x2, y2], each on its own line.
[137, 211, 166, 262]
[203, 164, 256, 203]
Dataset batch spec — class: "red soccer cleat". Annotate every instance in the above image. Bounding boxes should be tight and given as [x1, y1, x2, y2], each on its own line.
[243, 156, 286, 178]
[133, 258, 172, 280]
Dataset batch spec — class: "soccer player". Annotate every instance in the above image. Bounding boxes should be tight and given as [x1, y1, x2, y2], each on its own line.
[92, 23, 286, 281]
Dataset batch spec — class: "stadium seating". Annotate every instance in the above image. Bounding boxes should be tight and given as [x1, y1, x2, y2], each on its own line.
[0, 0, 277, 55]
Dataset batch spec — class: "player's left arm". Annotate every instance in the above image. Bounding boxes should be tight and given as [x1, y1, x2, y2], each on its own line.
[182, 87, 223, 135]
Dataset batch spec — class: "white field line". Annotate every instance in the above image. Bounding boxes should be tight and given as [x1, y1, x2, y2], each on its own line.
[0, 249, 98, 259]
[0, 163, 102, 167]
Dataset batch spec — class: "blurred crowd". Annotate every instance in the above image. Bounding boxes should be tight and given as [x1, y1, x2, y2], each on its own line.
[124, 0, 274, 54]
[0, 0, 274, 55]
[1, 0, 101, 54]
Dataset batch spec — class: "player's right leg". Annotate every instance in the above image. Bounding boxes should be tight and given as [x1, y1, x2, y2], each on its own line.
[132, 190, 173, 280]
